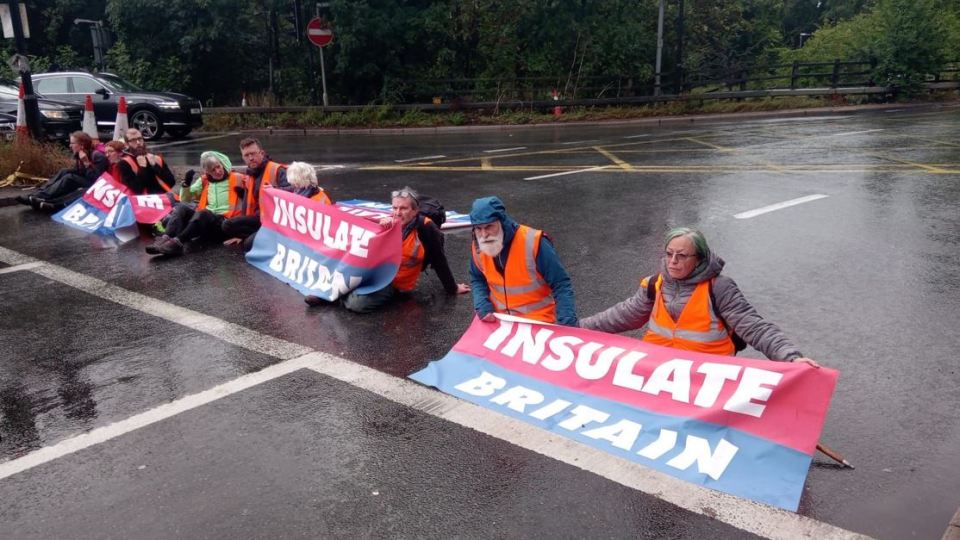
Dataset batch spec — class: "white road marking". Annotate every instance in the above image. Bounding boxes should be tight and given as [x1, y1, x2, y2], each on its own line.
[394, 155, 446, 163]
[0, 245, 865, 540]
[820, 129, 884, 139]
[483, 146, 527, 153]
[623, 134, 651, 139]
[150, 132, 241, 149]
[561, 140, 600, 145]
[525, 166, 609, 180]
[884, 109, 904, 113]
[734, 194, 829, 219]
[0, 261, 44, 275]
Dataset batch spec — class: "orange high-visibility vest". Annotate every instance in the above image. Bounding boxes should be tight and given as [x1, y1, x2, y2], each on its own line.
[472, 224, 556, 323]
[120, 154, 178, 198]
[197, 172, 249, 218]
[642, 274, 735, 355]
[311, 189, 332, 205]
[391, 217, 431, 292]
[247, 161, 287, 215]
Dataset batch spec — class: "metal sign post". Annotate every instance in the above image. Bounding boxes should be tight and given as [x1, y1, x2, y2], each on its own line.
[306, 17, 333, 107]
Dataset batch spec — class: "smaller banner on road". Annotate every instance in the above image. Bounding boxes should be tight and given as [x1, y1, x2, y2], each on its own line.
[337, 199, 472, 229]
[410, 316, 839, 511]
[52, 173, 175, 243]
[246, 188, 401, 301]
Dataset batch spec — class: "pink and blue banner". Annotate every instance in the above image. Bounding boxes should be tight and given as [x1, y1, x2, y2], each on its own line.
[52, 173, 176, 243]
[410, 317, 839, 511]
[337, 199, 472, 229]
[246, 187, 402, 300]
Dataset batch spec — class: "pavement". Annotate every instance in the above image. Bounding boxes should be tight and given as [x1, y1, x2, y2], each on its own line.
[4, 102, 960, 539]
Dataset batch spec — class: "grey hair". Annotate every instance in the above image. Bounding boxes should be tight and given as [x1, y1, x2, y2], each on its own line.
[664, 227, 710, 259]
[201, 155, 222, 172]
[286, 161, 317, 189]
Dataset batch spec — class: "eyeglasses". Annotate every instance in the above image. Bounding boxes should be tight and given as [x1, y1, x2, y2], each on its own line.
[664, 250, 697, 262]
[126, 137, 144, 143]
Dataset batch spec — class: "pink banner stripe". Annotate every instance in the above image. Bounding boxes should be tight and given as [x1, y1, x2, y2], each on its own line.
[452, 318, 837, 454]
[259, 187, 398, 271]
[82, 173, 132, 214]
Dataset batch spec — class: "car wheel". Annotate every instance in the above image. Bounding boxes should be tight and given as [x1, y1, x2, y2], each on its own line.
[130, 109, 164, 141]
[167, 127, 192, 139]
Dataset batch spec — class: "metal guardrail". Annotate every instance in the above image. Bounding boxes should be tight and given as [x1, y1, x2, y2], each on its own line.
[203, 81, 959, 115]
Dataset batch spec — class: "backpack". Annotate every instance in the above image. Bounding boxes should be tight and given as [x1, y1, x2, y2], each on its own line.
[644, 273, 748, 353]
[417, 195, 446, 227]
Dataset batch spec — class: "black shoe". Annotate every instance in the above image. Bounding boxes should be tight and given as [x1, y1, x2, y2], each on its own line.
[145, 235, 170, 255]
[15, 194, 31, 206]
[304, 295, 325, 307]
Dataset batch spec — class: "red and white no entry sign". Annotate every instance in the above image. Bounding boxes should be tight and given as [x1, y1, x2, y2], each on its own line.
[306, 17, 333, 47]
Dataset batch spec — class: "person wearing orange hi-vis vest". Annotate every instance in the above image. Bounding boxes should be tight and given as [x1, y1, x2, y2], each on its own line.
[145, 151, 250, 257]
[305, 186, 470, 312]
[581, 227, 820, 367]
[469, 196, 577, 326]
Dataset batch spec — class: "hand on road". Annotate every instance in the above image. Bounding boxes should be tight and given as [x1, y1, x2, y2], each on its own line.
[791, 357, 821, 368]
[223, 237, 244, 246]
[456, 283, 471, 294]
[480, 312, 496, 322]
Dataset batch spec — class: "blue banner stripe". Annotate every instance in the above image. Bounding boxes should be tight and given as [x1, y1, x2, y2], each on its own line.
[246, 226, 398, 300]
[52, 199, 137, 240]
[410, 351, 810, 511]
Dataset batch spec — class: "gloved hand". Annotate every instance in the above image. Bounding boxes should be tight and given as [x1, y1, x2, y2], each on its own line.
[182, 169, 196, 190]
[233, 185, 247, 198]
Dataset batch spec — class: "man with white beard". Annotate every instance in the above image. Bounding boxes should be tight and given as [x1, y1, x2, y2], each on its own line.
[469, 196, 577, 326]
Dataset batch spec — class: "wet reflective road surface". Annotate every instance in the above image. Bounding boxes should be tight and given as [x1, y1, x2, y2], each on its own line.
[2, 104, 960, 538]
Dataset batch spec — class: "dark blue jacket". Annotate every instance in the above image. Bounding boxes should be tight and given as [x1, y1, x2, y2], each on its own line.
[468, 196, 577, 326]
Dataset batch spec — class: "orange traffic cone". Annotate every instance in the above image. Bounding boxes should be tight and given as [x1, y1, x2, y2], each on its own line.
[15, 82, 29, 139]
[82, 95, 98, 140]
[113, 96, 129, 141]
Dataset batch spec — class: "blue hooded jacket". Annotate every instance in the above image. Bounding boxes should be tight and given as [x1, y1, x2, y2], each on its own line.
[468, 196, 577, 326]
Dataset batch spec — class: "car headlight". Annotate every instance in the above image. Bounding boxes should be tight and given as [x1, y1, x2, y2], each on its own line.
[157, 101, 181, 110]
[41, 110, 69, 119]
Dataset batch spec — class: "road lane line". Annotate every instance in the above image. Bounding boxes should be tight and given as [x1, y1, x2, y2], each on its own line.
[561, 140, 600, 145]
[0, 261, 44, 275]
[734, 194, 829, 219]
[869, 154, 956, 174]
[394, 155, 446, 163]
[0, 352, 322, 482]
[525, 166, 609, 180]
[483, 146, 527, 153]
[0, 245, 867, 539]
[623, 134, 650, 139]
[150, 132, 241, 149]
[685, 137, 732, 151]
[481, 157, 493, 170]
[593, 146, 634, 171]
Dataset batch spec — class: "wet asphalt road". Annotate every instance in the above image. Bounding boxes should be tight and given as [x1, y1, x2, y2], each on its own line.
[3, 104, 960, 538]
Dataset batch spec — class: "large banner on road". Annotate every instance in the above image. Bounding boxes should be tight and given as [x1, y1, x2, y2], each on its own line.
[337, 199, 472, 229]
[247, 188, 402, 300]
[52, 173, 176, 243]
[410, 316, 838, 511]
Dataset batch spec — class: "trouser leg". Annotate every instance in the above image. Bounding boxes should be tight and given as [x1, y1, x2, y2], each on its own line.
[221, 215, 261, 238]
[342, 285, 399, 314]
[177, 209, 225, 244]
[163, 205, 195, 238]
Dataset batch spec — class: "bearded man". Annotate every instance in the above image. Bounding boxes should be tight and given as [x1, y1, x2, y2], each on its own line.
[118, 128, 177, 194]
[468, 196, 577, 326]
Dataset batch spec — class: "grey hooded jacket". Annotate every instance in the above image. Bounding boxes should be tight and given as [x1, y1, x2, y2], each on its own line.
[580, 252, 803, 361]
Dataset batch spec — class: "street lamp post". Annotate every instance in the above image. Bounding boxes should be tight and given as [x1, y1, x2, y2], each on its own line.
[798, 32, 812, 48]
[74, 18, 110, 71]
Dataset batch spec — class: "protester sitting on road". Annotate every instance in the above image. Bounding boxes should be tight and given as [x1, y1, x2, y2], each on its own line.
[581, 227, 820, 367]
[305, 186, 469, 312]
[103, 140, 126, 181]
[145, 151, 249, 257]
[227, 161, 332, 252]
[16, 131, 107, 211]
[117, 128, 177, 195]
[469, 196, 577, 326]
[219, 138, 291, 242]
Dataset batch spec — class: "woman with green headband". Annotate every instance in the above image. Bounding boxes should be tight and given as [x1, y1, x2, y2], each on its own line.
[581, 227, 820, 367]
[146, 151, 250, 257]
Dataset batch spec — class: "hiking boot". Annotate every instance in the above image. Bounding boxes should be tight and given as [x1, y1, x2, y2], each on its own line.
[156, 237, 184, 256]
[145, 235, 170, 255]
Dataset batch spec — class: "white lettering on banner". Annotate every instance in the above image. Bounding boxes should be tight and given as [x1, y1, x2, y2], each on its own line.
[338, 206, 387, 220]
[455, 372, 739, 480]
[271, 196, 374, 258]
[268, 243, 362, 298]
[481, 320, 782, 419]
[135, 195, 165, 210]
[61, 204, 103, 229]
[88, 178, 124, 208]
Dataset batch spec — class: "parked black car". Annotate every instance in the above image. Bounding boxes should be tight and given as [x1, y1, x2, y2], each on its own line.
[0, 80, 82, 142]
[30, 72, 203, 141]
[0, 111, 15, 141]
